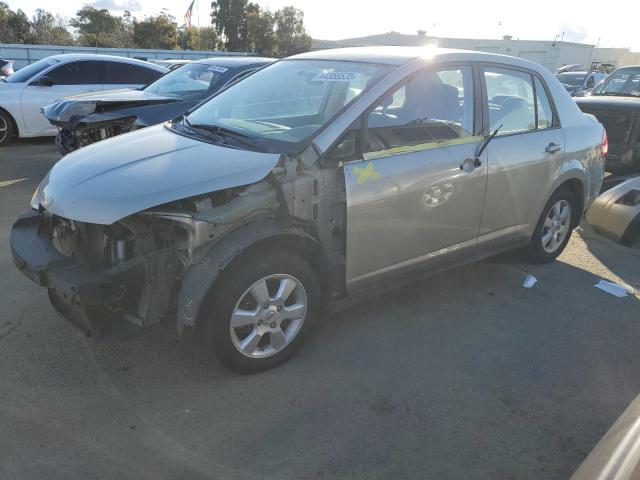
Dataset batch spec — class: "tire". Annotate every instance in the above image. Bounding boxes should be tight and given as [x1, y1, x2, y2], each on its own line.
[0, 110, 14, 146]
[200, 250, 321, 373]
[525, 187, 577, 263]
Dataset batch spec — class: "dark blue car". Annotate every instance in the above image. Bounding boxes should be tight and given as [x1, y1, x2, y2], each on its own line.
[43, 56, 275, 154]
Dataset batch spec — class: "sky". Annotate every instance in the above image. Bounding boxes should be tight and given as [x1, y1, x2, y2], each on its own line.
[6, 0, 640, 50]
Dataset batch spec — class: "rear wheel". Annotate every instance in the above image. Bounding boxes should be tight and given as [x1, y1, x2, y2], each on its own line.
[200, 251, 321, 373]
[525, 187, 576, 263]
[0, 110, 14, 146]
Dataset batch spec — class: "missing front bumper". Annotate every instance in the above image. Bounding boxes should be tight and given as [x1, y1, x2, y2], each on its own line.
[11, 211, 144, 337]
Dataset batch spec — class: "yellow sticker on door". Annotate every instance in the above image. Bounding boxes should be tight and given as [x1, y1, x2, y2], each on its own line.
[353, 162, 381, 185]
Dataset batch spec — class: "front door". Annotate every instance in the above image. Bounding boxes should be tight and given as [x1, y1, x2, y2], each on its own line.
[343, 65, 488, 289]
[21, 60, 104, 135]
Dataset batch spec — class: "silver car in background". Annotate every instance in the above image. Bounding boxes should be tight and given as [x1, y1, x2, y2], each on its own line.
[11, 47, 606, 373]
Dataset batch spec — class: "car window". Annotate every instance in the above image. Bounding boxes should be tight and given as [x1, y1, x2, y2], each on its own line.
[535, 77, 555, 129]
[144, 62, 226, 99]
[363, 66, 474, 158]
[592, 68, 640, 97]
[105, 62, 162, 85]
[484, 67, 535, 134]
[185, 59, 391, 152]
[46, 61, 103, 85]
[5, 58, 60, 83]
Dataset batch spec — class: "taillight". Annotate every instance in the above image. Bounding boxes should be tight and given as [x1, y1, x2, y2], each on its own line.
[601, 129, 608, 158]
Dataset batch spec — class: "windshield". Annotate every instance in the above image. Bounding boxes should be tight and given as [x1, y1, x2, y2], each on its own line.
[555, 73, 586, 87]
[144, 62, 229, 100]
[4, 58, 59, 83]
[182, 59, 392, 153]
[591, 68, 640, 97]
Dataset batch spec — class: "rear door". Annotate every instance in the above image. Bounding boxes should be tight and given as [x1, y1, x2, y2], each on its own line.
[479, 65, 564, 248]
[342, 64, 488, 289]
[20, 60, 104, 135]
[104, 61, 163, 90]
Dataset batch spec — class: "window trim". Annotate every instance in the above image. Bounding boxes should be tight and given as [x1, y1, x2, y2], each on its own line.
[479, 62, 561, 139]
[353, 62, 482, 162]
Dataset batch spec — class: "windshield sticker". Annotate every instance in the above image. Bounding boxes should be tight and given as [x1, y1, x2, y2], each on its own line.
[208, 65, 229, 73]
[313, 71, 362, 82]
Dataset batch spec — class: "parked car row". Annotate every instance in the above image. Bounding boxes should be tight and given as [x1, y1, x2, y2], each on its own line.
[10, 46, 607, 372]
[44, 56, 274, 154]
[0, 54, 168, 145]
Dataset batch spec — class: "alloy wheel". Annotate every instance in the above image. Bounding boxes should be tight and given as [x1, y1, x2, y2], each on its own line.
[542, 199, 572, 253]
[229, 274, 308, 358]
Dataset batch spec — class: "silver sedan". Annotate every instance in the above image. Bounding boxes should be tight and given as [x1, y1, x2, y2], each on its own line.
[12, 47, 606, 372]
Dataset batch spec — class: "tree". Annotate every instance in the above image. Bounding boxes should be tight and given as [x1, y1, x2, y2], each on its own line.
[210, 0, 249, 51]
[133, 13, 178, 50]
[274, 6, 311, 57]
[178, 26, 220, 51]
[0, 2, 30, 44]
[71, 7, 130, 48]
[246, 3, 276, 56]
[28, 9, 74, 45]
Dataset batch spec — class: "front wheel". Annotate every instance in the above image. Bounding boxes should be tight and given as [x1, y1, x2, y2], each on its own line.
[200, 251, 321, 373]
[0, 110, 14, 146]
[525, 187, 576, 263]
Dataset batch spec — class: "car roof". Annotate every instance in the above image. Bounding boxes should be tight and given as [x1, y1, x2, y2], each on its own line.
[45, 54, 167, 71]
[287, 46, 549, 71]
[194, 56, 276, 67]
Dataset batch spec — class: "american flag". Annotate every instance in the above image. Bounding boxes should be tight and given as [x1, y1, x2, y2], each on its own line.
[184, 0, 195, 29]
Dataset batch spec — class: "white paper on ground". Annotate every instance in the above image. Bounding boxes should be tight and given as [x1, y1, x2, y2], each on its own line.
[594, 279, 635, 298]
[522, 274, 538, 288]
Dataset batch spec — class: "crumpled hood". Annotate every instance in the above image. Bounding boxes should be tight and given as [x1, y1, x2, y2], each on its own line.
[43, 88, 179, 123]
[32, 125, 281, 225]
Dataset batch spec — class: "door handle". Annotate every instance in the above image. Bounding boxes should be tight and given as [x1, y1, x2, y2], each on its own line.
[545, 142, 562, 154]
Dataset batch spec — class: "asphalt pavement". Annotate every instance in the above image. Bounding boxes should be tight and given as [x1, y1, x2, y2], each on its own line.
[1, 139, 639, 480]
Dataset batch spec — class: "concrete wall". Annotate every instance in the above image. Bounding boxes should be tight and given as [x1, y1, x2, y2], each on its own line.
[593, 47, 640, 67]
[0, 43, 252, 70]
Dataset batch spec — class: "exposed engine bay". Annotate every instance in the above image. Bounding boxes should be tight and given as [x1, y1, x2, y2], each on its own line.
[13, 153, 346, 338]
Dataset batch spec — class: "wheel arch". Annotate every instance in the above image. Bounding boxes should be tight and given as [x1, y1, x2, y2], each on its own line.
[0, 106, 18, 137]
[176, 218, 328, 339]
[542, 171, 588, 229]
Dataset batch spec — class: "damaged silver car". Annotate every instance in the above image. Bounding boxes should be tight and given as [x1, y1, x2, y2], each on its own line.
[11, 47, 606, 372]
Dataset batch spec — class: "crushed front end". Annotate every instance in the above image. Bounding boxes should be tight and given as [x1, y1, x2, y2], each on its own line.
[11, 179, 286, 339]
[54, 117, 136, 154]
[11, 210, 179, 337]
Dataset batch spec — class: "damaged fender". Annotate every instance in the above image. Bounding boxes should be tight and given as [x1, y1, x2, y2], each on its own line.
[177, 218, 322, 338]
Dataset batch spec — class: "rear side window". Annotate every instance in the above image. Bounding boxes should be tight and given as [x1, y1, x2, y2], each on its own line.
[483, 67, 557, 134]
[46, 61, 103, 85]
[105, 62, 162, 85]
[484, 67, 535, 134]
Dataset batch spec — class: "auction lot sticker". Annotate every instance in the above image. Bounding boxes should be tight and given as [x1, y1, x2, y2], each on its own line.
[208, 65, 230, 73]
[313, 71, 361, 82]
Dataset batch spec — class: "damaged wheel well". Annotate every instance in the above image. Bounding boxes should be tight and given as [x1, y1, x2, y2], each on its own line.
[561, 178, 585, 227]
[176, 219, 332, 339]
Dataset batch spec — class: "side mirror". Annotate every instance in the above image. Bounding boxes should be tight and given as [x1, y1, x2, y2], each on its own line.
[31, 75, 54, 87]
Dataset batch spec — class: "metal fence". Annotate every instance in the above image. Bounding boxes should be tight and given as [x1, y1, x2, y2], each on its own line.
[0, 43, 253, 70]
